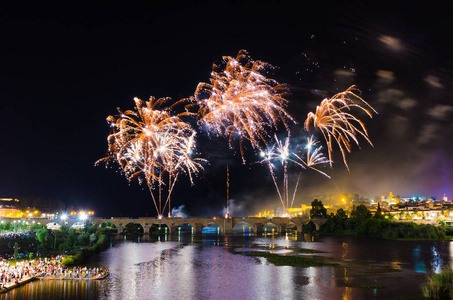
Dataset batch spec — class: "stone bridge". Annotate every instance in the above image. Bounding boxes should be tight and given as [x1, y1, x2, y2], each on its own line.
[88, 216, 326, 234]
[6, 216, 327, 235]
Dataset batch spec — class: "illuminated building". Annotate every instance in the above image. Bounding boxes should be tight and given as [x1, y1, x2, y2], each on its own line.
[254, 204, 332, 218]
[0, 198, 22, 218]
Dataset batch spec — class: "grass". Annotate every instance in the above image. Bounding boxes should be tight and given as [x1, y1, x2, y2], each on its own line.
[293, 248, 324, 254]
[7, 258, 31, 266]
[421, 268, 453, 299]
[245, 252, 338, 267]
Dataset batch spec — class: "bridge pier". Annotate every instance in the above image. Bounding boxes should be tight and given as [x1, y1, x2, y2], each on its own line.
[278, 224, 286, 235]
[311, 218, 323, 231]
[117, 225, 124, 234]
[193, 223, 203, 234]
[223, 218, 233, 234]
[254, 223, 263, 235]
[314, 222, 320, 231]
[296, 224, 303, 234]
[143, 225, 150, 234]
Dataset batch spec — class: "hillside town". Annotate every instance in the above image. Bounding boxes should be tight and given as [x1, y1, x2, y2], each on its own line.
[254, 192, 453, 222]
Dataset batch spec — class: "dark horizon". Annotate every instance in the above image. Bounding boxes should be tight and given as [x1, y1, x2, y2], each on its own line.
[1, 2, 452, 218]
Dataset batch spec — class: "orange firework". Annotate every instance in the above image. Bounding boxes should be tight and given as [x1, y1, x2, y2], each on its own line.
[304, 85, 377, 170]
[96, 96, 204, 217]
[191, 49, 294, 159]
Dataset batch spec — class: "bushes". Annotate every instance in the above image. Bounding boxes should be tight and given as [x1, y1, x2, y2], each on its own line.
[38, 222, 110, 267]
[61, 256, 75, 266]
[61, 233, 108, 266]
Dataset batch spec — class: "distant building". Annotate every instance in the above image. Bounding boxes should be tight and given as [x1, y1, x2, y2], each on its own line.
[0, 198, 22, 218]
[254, 204, 333, 218]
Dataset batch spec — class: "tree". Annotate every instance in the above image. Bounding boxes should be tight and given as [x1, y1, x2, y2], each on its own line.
[310, 199, 327, 219]
[350, 205, 372, 224]
[36, 229, 48, 245]
[65, 231, 76, 249]
[334, 208, 348, 229]
[14, 242, 19, 259]
[36, 229, 49, 254]
[374, 203, 384, 219]
[89, 233, 97, 245]
[87, 225, 96, 234]
[60, 225, 68, 234]
[58, 243, 67, 254]
[77, 233, 89, 247]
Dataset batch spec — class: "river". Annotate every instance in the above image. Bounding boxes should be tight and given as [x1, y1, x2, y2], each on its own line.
[2, 234, 451, 299]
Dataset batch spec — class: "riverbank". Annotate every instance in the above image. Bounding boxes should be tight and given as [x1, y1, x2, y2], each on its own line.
[0, 276, 38, 294]
[0, 256, 110, 295]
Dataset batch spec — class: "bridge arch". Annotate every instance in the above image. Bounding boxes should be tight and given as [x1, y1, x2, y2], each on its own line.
[70, 221, 86, 230]
[150, 223, 169, 235]
[123, 222, 144, 234]
[202, 222, 221, 234]
[176, 223, 193, 234]
[233, 221, 254, 234]
[98, 221, 118, 233]
[263, 222, 278, 235]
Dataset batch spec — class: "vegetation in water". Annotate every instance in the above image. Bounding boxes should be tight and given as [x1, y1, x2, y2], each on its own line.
[245, 252, 337, 267]
[421, 268, 453, 299]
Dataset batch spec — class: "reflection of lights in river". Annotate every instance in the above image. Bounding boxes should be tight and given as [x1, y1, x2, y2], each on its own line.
[432, 246, 442, 273]
[276, 265, 294, 299]
[413, 246, 426, 273]
[342, 242, 348, 260]
[343, 268, 351, 300]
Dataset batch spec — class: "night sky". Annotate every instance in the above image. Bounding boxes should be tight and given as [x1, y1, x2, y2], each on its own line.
[1, 2, 452, 217]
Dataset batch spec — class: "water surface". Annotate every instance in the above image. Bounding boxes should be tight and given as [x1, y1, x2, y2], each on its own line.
[2, 234, 451, 299]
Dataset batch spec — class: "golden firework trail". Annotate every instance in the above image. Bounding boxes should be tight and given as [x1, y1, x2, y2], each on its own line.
[96, 96, 204, 217]
[304, 85, 377, 170]
[191, 49, 294, 160]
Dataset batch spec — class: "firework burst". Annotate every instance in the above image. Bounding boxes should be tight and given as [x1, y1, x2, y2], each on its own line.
[96, 96, 204, 217]
[304, 85, 377, 170]
[259, 133, 330, 211]
[191, 49, 294, 159]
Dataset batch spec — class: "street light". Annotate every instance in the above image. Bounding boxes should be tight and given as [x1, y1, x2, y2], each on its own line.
[61, 214, 68, 221]
[79, 212, 87, 221]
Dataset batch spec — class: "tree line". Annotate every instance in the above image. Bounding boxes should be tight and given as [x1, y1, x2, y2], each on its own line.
[309, 199, 447, 240]
[34, 222, 112, 265]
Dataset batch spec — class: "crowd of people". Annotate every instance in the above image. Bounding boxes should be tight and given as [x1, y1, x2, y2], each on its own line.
[0, 230, 36, 239]
[0, 230, 37, 260]
[0, 256, 109, 290]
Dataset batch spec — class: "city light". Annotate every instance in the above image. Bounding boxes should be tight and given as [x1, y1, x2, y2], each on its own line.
[61, 214, 67, 220]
